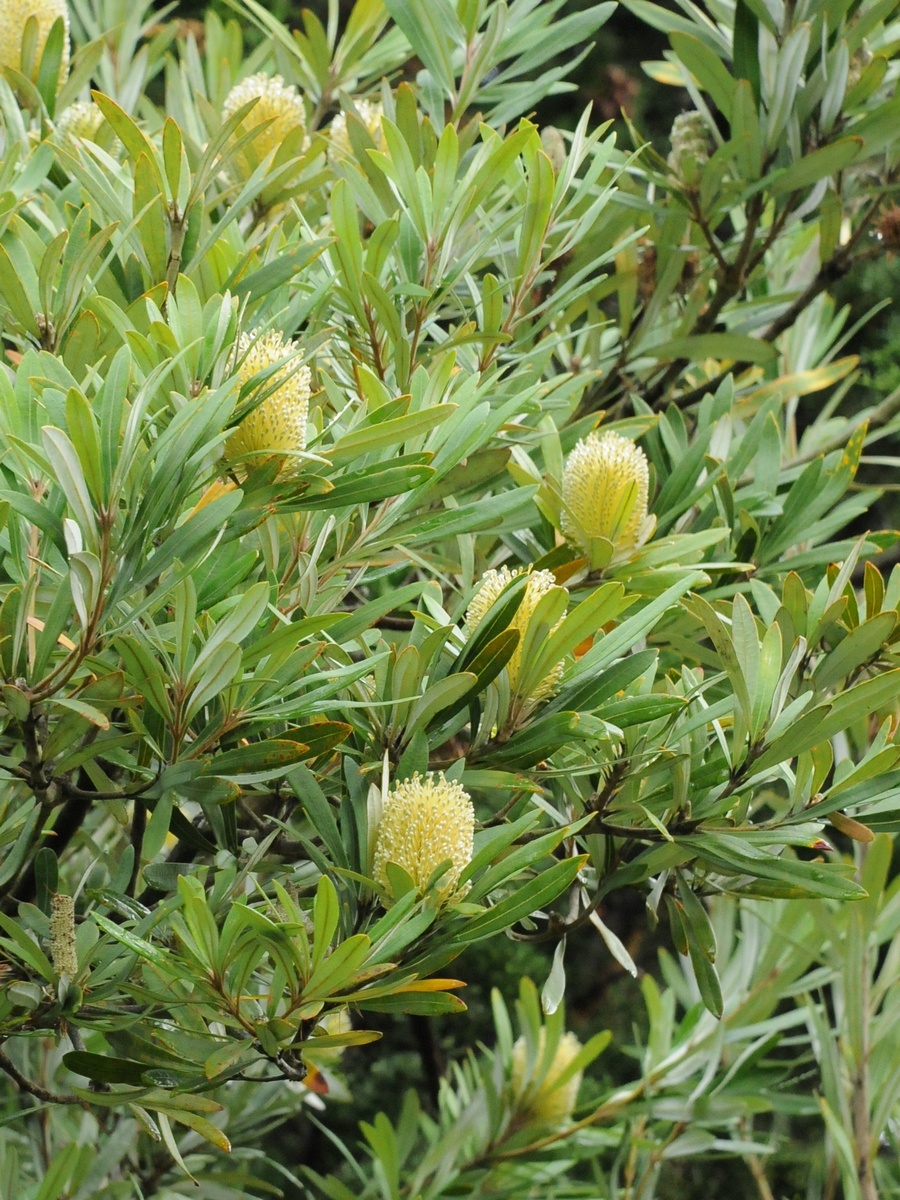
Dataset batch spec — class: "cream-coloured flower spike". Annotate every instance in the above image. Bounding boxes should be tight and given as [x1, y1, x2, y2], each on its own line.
[225, 329, 311, 471]
[372, 773, 475, 904]
[0, 0, 69, 82]
[328, 99, 385, 164]
[465, 566, 565, 702]
[55, 100, 103, 144]
[222, 73, 306, 165]
[511, 1029, 583, 1123]
[561, 430, 655, 564]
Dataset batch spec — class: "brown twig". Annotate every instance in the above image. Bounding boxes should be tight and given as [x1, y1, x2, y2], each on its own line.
[0, 1048, 83, 1106]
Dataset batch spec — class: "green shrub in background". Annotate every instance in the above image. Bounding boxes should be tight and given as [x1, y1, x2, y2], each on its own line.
[0, 0, 900, 1196]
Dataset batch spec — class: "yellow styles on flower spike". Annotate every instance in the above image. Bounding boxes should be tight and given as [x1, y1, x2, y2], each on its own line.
[465, 566, 566, 703]
[225, 329, 311, 472]
[222, 73, 306, 169]
[327, 99, 385, 164]
[561, 430, 655, 565]
[372, 773, 475, 905]
[510, 1028, 584, 1124]
[0, 0, 69, 83]
[55, 100, 103, 145]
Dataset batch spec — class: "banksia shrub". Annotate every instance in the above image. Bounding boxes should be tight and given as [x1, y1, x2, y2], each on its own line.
[1, 0, 899, 1196]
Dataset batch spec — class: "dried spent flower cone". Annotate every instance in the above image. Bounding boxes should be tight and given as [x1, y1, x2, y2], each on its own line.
[225, 329, 311, 471]
[464, 566, 565, 702]
[327, 99, 385, 165]
[510, 1029, 583, 1123]
[222, 73, 306, 168]
[561, 430, 653, 560]
[372, 773, 475, 904]
[0, 0, 69, 82]
[50, 892, 78, 977]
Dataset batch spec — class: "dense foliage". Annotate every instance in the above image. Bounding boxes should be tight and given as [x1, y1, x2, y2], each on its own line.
[1, 0, 900, 1196]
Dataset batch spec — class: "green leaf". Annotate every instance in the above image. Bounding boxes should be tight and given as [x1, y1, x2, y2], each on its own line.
[91, 91, 166, 196]
[304, 933, 372, 1000]
[63, 1052, 148, 1086]
[93, 913, 171, 968]
[675, 870, 717, 962]
[458, 856, 587, 941]
[204, 739, 313, 780]
[755, 669, 900, 771]
[296, 461, 434, 509]
[768, 138, 863, 198]
[311, 875, 340, 974]
[353, 988, 467, 1016]
[381, 0, 458, 97]
[130, 488, 244, 591]
[688, 941, 724, 1018]
[680, 834, 866, 900]
[671, 32, 736, 118]
[41, 425, 99, 547]
[328, 405, 456, 466]
[0, 911, 55, 979]
[730, 78, 762, 179]
[733, 0, 761, 103]
[650, 333, 778, 365]
[814, 612, 897, 688]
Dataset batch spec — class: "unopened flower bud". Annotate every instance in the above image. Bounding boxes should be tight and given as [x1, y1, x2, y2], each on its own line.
[372, 773, 474, 904]
[511, 1029, 583, 1123]
[222, 73, 306, 169]
[327, 99, 385, 165]
[225, 329, 311, 472]
[667, 110, 711, 180]
[561, 430, 654, 561]
[50, 892, 77, 978]
[465, 567, 566, 703]
[847, 41, 872, 90]
[540, 126, 566, 173]
[0, 0, 69, 83]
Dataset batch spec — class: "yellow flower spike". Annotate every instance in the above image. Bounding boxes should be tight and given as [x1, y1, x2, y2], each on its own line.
[225, 329, 311, 473]
[510, 1028, 583, 1124]
[0, 0, 69, 82]
[464, 566, 566, 702]
[560, 430, 655, 566]
[372, 772, 475, 905]
[327, 99, 385, 164]
[55, 100, 103, 144]
[222, 72, 306, 168]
